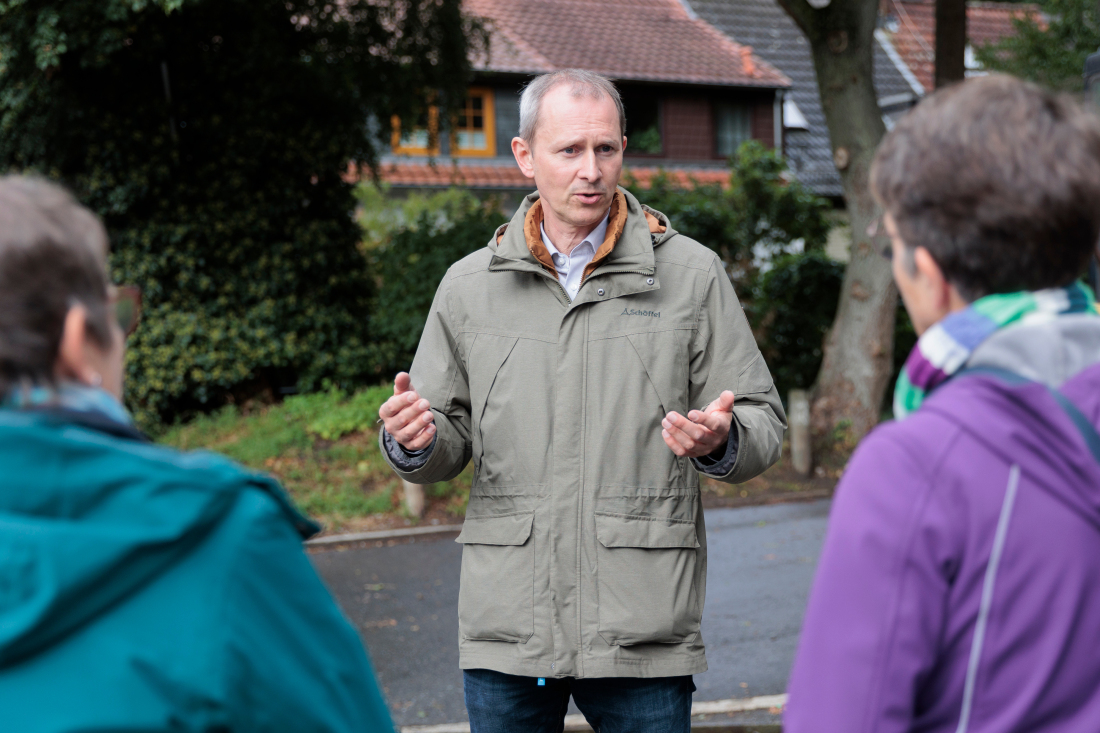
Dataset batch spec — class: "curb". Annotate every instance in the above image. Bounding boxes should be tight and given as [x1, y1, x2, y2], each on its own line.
[398, 694, 786, 733]
[306, 523, 464, 547]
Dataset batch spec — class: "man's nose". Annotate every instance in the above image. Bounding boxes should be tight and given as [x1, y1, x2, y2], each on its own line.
[578, 149, 601, 181]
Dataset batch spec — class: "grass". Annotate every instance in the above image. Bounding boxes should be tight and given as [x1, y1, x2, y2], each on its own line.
[159, 384, 473, 534]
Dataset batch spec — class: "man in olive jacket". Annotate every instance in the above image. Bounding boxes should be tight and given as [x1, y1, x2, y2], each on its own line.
[379, 69, 786, 732]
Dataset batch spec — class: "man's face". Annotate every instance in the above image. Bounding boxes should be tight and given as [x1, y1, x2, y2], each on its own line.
[512, 85, 626, 232]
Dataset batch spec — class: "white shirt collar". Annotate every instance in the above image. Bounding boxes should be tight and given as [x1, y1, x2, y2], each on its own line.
[540, 209, 611, 261]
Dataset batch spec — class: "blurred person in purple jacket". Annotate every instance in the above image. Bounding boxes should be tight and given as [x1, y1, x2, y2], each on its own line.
[785, 74, 1100, 733]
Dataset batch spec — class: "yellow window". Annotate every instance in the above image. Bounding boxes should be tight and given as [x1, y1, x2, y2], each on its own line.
[391, 107, 439, 156]
[452, 88, 495, 157]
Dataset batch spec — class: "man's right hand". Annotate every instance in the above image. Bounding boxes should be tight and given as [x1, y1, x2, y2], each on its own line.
[379, 372, 436, 451]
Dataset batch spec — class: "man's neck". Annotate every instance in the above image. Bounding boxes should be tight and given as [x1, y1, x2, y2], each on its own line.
[542, 209, 609, 256]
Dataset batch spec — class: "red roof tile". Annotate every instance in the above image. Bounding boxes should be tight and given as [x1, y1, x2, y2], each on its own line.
[882, 0, 1041, 91]
[351, 161, 732, 189]
[465, 0, 790, 88]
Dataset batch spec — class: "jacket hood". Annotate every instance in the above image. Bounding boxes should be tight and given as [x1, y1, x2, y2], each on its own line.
[926, 316, 1100, 530]
[489, 186, 677, 272]
[0, 408, 316, 669]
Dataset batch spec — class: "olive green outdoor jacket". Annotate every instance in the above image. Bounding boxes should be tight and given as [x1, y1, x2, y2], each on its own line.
[383, 187, 785, 679]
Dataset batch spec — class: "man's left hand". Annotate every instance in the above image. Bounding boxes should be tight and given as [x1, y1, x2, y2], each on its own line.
[661, 391, 736, 458]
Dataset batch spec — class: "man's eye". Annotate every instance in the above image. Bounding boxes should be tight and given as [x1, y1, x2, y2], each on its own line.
[599, 145, 613, 153]
[562, 147, 576, 154]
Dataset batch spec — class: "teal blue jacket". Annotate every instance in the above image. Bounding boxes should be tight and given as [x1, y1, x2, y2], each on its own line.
[0, 405, 395, 732]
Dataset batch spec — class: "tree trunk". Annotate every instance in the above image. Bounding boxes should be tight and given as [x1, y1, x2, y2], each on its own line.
[777, 0, 898, 443]
[935, 0, 968, 88]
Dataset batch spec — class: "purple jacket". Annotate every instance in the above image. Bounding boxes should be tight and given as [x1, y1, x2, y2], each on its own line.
[786, 318, 1100, 732]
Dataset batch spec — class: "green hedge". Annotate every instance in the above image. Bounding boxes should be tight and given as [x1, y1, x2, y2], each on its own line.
[365, 194, 507, 376]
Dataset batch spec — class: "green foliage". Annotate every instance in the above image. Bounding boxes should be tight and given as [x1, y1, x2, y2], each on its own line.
[975, 0, 1100, 91]
[750, 252, 845, 400]
[304, 383, 392, 441]
[631, 126, 663, 154]
[0, 0, 480, 429]
[364, 191, 507, 374]
[624, 140, 831, 284]
[159, 386, 473, 526]
[355, 182, 495, 249]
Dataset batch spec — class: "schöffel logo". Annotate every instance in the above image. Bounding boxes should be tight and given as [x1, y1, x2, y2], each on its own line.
[620, 307, 660, 318]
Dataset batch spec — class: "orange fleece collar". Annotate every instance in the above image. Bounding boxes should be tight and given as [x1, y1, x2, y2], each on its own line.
[520, 191, 633, 280]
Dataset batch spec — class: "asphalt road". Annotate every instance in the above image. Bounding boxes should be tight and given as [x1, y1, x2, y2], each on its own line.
[311, 498, 831, 728]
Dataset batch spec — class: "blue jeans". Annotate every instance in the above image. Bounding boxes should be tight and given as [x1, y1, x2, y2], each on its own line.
[463, 668, 695, 733]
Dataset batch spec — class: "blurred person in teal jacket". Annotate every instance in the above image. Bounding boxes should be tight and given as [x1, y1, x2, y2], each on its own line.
[0, 176, 395, 732]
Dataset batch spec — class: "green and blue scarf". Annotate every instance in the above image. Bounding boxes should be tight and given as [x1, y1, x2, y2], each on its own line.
[894, 282, 1098, 419]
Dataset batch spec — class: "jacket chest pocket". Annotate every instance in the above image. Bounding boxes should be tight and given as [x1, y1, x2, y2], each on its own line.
[594, 512, 701, 646]
[586, 328, 692, 488]
[456, 511, 535, 643]
[466, 334, 520, 485]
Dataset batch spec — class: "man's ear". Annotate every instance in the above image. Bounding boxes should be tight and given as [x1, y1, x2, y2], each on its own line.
[912, 247, 954, 311]
[511, 136, 535, 179]
[622, 135, 628, 154]
[55, 306, 98, 386]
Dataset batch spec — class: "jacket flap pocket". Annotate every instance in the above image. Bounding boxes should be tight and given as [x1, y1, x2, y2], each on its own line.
[595, 512, 699, 549]
[456, 511, 534, 546]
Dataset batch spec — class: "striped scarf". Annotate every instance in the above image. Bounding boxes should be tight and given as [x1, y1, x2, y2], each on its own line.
[893, 282, 1098, 419]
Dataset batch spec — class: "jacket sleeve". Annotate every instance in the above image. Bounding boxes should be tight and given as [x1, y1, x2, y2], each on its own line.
[221, 488, 395, 733]
[689, 255, 786, 484]
[380, 271, 473, 484]
[784, 426, 961, 733]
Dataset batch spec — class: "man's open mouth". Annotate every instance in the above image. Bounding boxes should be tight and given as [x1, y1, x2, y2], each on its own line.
[575, 192, 603, 204]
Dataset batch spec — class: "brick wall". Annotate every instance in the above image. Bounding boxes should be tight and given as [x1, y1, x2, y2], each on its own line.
[662, 96, 714, 160]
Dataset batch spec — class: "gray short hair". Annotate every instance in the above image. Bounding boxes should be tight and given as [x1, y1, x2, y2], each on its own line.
[518, 69, 626, 143]
[0, 176, 112, 395]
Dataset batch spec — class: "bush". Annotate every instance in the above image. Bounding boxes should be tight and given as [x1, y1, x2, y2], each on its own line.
[624, 140, 831, 285]
[0, 0, 478, 429]
[750, 252, 845, 401]
[363, 188, 507, 375]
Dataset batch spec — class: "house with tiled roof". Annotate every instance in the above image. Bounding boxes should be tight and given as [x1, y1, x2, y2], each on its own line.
[376, 0, 791, 200]
[690, 0, 924, 199]
[880, 0, 1042, 91]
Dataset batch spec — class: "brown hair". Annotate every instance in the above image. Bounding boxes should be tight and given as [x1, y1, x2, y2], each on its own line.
[0, 176, 113, 395]
[871, 74, 1100, 301]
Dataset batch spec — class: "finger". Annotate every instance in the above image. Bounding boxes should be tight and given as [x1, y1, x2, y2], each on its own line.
[688, 408, 731, 434]
[706, 391, 735, 413]
[379, 389, 421, 419]
[663, 412, 709, 443]
[393, 409, 435, 445]
[662, 421, 704, 454]
[389, 400, 433, 436]
[394, 372, 413, 395]
[662, 428, 688, 457]
[403, 423, 436, 451]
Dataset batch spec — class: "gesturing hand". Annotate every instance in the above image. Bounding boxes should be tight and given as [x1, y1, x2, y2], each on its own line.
[379, 372, 436, 451]
[661, 390, 736, 458]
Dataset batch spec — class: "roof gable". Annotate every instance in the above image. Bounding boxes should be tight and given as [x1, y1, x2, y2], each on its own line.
[465, 0, 790, 88]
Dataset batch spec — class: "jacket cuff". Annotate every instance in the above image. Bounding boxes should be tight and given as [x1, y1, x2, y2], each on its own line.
[381, 428, 436, 471]
[691, 421, 740, 477]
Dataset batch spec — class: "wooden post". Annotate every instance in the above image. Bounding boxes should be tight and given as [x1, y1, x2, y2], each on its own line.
[402, 479, 426, 518]
[789, 389, 812, 476]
